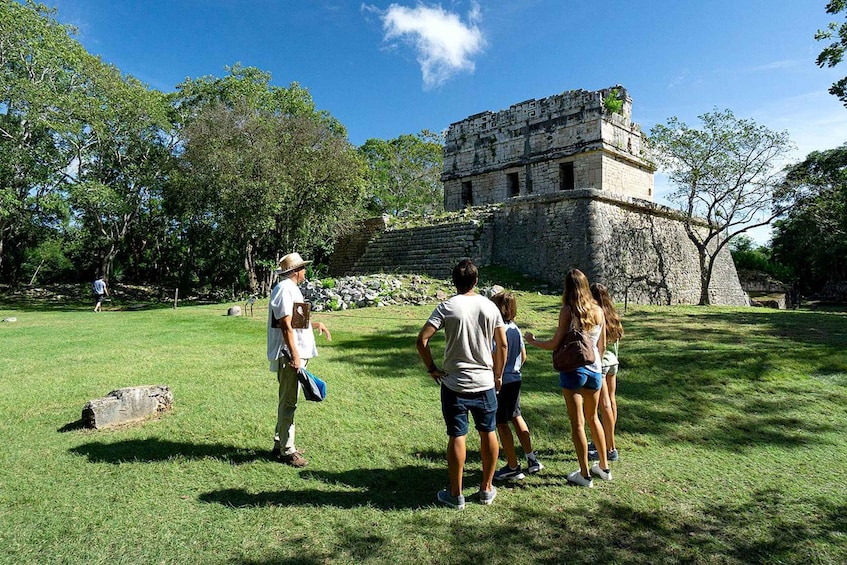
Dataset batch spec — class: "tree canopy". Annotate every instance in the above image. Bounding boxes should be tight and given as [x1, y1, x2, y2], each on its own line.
[0, 1, 371, 294]
[816, 0, 847, 107]
[359, 130, 444, 216]
[649, 109, 795, 305]
[772, 144, 847, 292]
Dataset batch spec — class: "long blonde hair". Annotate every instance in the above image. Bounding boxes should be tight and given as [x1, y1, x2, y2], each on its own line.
[591, 283, 623, 342]
[562, 269, 598, 329]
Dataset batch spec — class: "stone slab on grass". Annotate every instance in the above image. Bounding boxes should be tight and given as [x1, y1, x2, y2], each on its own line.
[82, 385, 173, 429]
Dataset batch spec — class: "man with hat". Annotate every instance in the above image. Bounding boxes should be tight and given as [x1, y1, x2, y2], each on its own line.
[267, 252, 331, 466]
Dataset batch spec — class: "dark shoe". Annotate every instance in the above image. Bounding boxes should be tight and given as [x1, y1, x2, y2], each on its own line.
[493, 464, 525, 481]
[607, 448, 619, 462]
[437, 489, 465, 510]
[279, 451, 309, 467]
[588, 449, 600, 461]
[526, 458, 544, 474]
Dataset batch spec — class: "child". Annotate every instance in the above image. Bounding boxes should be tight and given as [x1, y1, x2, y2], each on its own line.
[589, 283, 623, 463]
[490, 291, 543, 480]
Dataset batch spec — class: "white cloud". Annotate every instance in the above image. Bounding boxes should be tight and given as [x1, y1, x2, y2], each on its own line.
[375, 2, 486, 89]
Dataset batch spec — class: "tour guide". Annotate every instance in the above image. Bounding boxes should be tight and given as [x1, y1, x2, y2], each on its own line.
[267, 252, 331, 467]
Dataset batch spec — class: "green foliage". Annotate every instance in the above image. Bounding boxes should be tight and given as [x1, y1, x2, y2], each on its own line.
[602, 88, 624, 114]
[320, 277, 336, 289]
[772, 144, 847, 292]
[729, 236, 794, 282]
[359, 130, 444, 216]
[649, 109, 795, 304]
[816, 0, 847, 107]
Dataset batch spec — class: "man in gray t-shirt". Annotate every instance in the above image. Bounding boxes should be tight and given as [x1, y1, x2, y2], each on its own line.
[417, 259, 507, 509]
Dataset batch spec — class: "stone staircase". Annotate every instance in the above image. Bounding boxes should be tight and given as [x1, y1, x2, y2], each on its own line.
[347, 221, 490, 279]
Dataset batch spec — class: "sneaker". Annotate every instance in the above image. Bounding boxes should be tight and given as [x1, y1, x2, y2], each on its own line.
[279, 451, 309, 467]
[590, 464, 612, 481]
[437, 489, 465, 510]
[494, 464, 525, 481]
[588, 441, 596, 451]
[587, 449, 600, 461]
[526, 458, 544, 474]
[478, 486, 497, 505]
[607, 448, 619, 462]
[567, 470, 593, 488]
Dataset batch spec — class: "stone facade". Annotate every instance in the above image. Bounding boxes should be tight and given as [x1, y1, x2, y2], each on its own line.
[331, 191, 748, 306]
[442, 86, 654, 210]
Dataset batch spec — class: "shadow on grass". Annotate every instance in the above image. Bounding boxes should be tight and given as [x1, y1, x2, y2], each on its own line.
[69, 438, 267, 465]
[199, 465, 444, 511]
[225, 488, 847, 564]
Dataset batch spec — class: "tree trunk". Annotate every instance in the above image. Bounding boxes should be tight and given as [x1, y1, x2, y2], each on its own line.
[698, 249, 715, 306]
[244, 242, 259, 295]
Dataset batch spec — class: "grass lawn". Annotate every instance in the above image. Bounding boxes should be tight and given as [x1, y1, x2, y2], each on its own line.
[0, 292, 846, 564]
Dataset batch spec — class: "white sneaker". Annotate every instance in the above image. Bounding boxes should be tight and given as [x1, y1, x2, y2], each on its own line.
[590, 464, 612, 481]
[567, 470, 593, 488]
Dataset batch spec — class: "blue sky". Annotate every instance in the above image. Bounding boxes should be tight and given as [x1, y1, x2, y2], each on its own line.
[49, 1, 847, 238]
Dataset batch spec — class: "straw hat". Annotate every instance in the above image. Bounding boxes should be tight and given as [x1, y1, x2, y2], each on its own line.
[276, 252, 312, 276]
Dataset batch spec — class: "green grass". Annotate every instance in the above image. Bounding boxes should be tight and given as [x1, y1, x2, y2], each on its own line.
[1, 294, 846, 564]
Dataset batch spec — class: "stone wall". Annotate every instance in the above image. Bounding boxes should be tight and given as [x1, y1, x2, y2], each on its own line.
[442, 86, 654, 210]
[332, 192, 748, 306]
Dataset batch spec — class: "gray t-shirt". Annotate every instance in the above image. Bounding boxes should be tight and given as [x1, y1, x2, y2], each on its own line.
[426, 293, 505, 393]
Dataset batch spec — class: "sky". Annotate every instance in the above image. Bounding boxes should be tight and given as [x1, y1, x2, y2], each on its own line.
[46, 0, 847, 241]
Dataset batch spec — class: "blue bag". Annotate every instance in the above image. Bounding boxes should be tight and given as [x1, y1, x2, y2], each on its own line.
[297, 368, 327, 402]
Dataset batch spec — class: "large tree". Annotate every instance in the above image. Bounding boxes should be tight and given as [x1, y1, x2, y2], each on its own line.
[0, 0, 82, 279]
[772, 145, 847, 292]
[816, 0, 847, 107]
[359, 130, 444, 216]
[64, 63, 174, 280]
[649, 109, 795, 305]
[172, 67, 365, 295]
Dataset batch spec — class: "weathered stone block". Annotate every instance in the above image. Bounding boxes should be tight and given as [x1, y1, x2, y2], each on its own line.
[227, 305, 242, 316]
[82, 385, 173, 429]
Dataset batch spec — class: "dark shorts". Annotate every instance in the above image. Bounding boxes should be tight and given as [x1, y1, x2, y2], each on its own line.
[94, 293, 104, 301]
[559, 366, 603, 391]
[495, 380, 522, 424]
[441, 385, 497, 437]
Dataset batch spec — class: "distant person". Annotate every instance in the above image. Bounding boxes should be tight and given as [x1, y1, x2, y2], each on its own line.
[489, 291, 543, 481]
[93, 275, 108, 312]
[416, 259, 507, 509]
[267, 252, 331, 467]
[588, 283, 623, 463]
[525, 269, 611, 488]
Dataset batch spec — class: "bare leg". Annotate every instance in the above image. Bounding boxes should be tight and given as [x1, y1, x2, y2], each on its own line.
[447, 435, 467, 496]
[562, 389, 589, 476]
[599, 378, 615, 452]
[497, 423, 518, 468]
[603, 372, 618, 451]
[512, 415, 533, 455]
[583, 387, 608, 469]
[479, 430, 499, 492]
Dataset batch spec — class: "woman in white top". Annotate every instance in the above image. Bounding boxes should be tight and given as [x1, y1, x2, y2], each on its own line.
[525, 269, 611, 487]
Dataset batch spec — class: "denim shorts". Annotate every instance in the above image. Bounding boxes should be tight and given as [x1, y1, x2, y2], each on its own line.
[441, 385, 497, 437]
[559, 366, 603, 391]
[495, 380, 522, 424]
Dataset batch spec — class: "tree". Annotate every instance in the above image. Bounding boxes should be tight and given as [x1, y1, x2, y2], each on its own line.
[816, 0, 847, 107]
[359, 130, 444, 215]
[172, 68, 365, 295]
[772, 145, 847, 292]
[0, 0, 83, 279]
[64, 64, 174, 280]
[649, 109, 795, 305]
